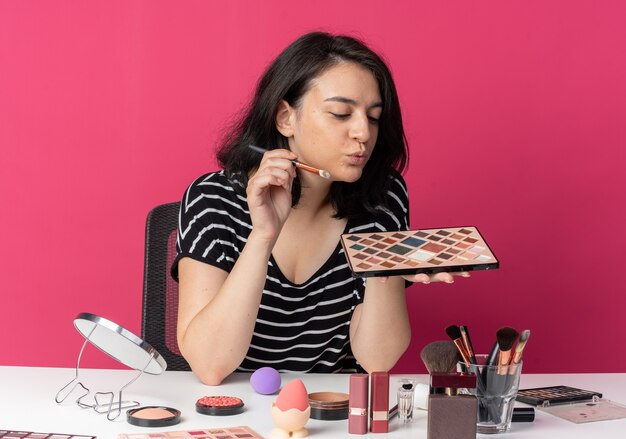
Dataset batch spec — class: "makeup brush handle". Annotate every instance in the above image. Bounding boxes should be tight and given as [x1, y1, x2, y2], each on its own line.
[486, 342, 499, 367]
[481, 341, 499, 391]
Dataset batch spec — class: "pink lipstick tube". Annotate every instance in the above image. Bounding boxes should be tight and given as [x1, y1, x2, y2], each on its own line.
[349, 374, 369, 434]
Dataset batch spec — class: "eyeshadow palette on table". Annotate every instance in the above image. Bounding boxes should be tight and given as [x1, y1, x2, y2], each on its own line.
[341, 226, 498, 277]
[0, 432, 95, 439]
[118, 426, 262, 439]
[516, 386, 603, 406]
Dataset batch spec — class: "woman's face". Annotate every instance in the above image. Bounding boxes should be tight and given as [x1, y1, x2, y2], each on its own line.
[282, 62, 382, 184]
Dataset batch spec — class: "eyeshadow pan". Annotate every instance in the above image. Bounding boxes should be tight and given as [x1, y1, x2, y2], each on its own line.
[437, 253, 453, 260]
[391, 256, 405, 263]
[377, 252, 392, 258]
[353, 253, 368, 260]
[407, 249, 435, 262]
[422, 242, 447, 253]
[469, 245, 486, 252]
[387, 244, 413, 255]
[455, 242, 470, 249]
[406, 260, 419, 267]
[348, 235, 361, 242]
[392, 233, 406, 239]
[371, 234, 384, 240]
[429, 235, 442, 242]
[367, 257, 382, 264]
[357, 262, 372, 269]
[383, 238, 397, 244]
[381, 261, 395, 268]
[361, 239, 374, 245]
[458, 228, 473, 235]
[464, 237, 478, 244]
[447, 248, 461, 255]
[436, 230, 451, 236]
[373, 243, 387, 249]
[364, 248, 377, 255]
[475, 255, 491, 262]
[401, 237, 427, 247]
[441, 239, 455, 245]
[429, 259, 443, 265]
[450, 234, 463, 240]
[415, 231, 429, 238]
[350, 244, 365, 250]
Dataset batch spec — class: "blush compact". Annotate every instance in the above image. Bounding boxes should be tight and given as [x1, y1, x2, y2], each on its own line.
[196, 395, 245, 416]
[126, 406, 181, 427]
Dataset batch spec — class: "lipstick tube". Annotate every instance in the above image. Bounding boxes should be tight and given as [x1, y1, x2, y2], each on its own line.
[370, 371, 389, 433]
[349, 374, 369, 434]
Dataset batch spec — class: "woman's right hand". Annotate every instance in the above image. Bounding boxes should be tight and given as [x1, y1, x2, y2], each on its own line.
[246, 148, 297, 243]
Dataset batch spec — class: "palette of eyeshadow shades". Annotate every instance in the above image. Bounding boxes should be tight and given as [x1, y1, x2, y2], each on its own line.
[0, 432, 95, 439]
[516, 385, 603, 407]
[340, 226, 498, 277]
[117, 426, 262, 439]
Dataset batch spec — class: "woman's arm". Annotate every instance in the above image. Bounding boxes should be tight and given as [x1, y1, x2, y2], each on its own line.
[177, 149, 297, 385]
[177, 232, 274, 385]
[349, 272, 470, 372]
[349, 276, 411, 373]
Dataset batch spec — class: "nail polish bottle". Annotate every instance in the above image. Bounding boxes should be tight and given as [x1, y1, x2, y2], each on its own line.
[427, 372, 477, 439]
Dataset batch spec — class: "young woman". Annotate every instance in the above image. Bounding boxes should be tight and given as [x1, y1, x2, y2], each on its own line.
[173, 32, 467, 385]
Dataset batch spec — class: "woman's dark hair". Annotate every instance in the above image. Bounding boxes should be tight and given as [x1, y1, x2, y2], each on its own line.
[217, 31, 408, 219]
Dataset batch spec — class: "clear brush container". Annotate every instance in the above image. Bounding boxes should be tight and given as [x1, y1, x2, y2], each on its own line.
[458, 354, 523, 434]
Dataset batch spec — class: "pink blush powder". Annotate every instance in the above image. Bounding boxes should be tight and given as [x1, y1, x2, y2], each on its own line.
[131, 407, 175, 419]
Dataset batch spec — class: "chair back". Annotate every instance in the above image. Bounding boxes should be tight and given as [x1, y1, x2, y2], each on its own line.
[141, 201, 191, 371]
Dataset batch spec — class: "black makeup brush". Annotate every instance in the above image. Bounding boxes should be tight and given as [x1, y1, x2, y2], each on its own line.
[420, 340, 461, 375]
[496, 327, 519, 375]
[445, 325, 472, 366]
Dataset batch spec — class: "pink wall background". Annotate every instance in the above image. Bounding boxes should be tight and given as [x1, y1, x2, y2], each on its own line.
[1, 1, 625, 374]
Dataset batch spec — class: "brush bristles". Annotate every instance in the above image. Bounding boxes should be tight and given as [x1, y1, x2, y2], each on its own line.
[420, 340, 461, 374]
[496, 326, 519, 351]
[515, 330, 531, 353]
[445, 325, 462, 341]
[519, 329, 530, 343]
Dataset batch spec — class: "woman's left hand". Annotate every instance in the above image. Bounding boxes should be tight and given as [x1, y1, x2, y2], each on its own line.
[410, 271, 471, 284]
[378, 271, 471, 284]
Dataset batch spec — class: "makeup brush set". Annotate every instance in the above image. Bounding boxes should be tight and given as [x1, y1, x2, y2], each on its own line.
[417, 325, 532, 436]
[446, 324, 531, 433]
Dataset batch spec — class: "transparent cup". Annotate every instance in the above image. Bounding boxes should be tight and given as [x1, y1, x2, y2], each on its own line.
[458, 354, 523, 434]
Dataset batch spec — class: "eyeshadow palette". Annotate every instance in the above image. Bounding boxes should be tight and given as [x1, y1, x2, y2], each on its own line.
[340, 226, 498, 277]
[516, 385, 603, 407]
[0, 432, 95, 439]
[118, 426, 262, 438]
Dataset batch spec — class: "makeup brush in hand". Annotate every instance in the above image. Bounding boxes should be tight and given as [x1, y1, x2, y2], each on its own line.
[420, 340, 461, 374]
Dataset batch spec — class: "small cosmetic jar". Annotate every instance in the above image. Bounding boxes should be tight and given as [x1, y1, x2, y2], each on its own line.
[308, 392, 349, 420]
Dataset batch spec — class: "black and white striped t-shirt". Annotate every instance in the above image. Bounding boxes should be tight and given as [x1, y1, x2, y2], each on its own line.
[173, 170, 409, 373]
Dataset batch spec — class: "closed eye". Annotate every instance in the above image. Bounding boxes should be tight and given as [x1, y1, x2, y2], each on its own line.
[330, 112, 350, 120]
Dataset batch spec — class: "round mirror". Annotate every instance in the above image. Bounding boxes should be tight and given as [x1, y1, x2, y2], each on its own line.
[73, 312, 167, 375]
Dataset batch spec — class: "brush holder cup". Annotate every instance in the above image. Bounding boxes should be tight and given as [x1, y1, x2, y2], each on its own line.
[458, 354, 523, 434]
